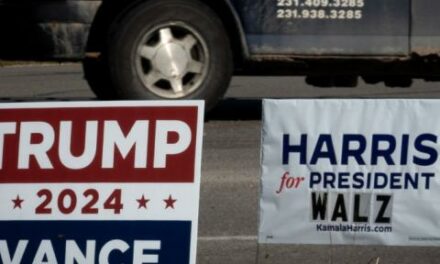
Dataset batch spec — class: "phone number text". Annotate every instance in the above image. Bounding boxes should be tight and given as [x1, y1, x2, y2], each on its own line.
[277, 0, 365, 8]
[277, 8, 363, 20]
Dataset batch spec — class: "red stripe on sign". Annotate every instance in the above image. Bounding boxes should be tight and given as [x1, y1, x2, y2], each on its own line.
[0, 106, 198, 183]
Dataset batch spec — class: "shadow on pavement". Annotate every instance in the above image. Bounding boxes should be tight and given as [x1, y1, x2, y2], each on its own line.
[0, 97, 96, 102]
[207, 98, 263, 121]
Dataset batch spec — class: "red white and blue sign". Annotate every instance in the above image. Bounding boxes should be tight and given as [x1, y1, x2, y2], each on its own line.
[0, 101, 204, 264]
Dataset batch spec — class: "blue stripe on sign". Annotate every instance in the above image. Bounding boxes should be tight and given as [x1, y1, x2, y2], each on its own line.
[0, 221, 191, 264]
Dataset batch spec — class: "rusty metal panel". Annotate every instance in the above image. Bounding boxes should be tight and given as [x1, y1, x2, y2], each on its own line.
[230, 0, 410, 56]
[33, 0, 101, 24]
[0, 0, 101, 59]
[411, 0, 440, 56]
[36, 22, 92, 58]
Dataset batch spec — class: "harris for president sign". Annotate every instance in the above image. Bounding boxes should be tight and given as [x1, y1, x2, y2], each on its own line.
[259, 99, 440, 246]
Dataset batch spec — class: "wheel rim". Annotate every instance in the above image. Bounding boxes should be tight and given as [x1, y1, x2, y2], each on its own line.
[135, 22, 209, 98]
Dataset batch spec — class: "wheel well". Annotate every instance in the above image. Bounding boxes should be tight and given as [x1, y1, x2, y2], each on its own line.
[197, 0, 248, 66]
[86, 0, 247, 66]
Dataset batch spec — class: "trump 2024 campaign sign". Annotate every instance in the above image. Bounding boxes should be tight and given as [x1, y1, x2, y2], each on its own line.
[260, 99, 440, 246]
[0, 101, 204, 264]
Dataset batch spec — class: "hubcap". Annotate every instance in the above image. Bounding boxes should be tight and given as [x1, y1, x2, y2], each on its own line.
[154, 43, 189, 78]
[136, 24, 209, 98]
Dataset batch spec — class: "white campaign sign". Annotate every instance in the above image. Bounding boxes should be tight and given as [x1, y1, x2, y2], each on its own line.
[259, 99, 440, 246]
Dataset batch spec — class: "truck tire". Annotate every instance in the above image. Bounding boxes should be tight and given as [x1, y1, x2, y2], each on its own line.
[107, 0, 233, 110]
[83, 56, 117, 99]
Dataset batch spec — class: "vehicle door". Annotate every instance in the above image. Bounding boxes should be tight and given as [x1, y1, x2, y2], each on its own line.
[231, 0, 410, 56]
[411, 0, 440, 56]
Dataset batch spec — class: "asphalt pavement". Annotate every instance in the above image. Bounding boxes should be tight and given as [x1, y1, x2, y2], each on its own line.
[1, 64, 440, 264]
